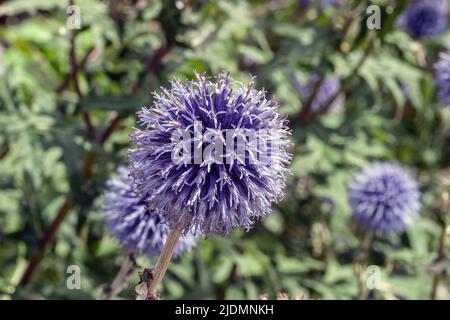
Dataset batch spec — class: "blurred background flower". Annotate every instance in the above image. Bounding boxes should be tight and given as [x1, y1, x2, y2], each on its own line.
[102, 167, 197, 258]
[293, 73, 344, 113]
[434, 49, 450, 107]
[349, 162, 421, 233]
[298, 0, 337, 11]
[396, 0, 448, 39]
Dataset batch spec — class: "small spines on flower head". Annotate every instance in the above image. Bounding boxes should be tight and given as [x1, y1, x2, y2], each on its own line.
[397, 0, 448, 39]
[129, 72, 291, 236]
[101, 166, 196, 258]
[434, 49, 450, 107]
[294, 73, 344, 113]
[348, 162, 421, 233]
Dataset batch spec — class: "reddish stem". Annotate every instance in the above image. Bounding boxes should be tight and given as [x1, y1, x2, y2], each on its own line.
[18, 42, 171, 287]
[19, 198, 72, 286]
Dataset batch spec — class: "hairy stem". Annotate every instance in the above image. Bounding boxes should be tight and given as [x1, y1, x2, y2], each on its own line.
[146, 220, 186, 299]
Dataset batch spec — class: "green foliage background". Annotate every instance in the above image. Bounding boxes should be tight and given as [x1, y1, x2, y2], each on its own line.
[0, 0, 449, 300]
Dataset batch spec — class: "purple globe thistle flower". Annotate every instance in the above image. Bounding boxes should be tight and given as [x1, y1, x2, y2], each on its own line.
[397, 0, 448, 39]
[348, 162, 421, 233]
[294, 73, 344, 113]
[102, 167, 197, 258]
[434, 49, 450, 106]
[129, 72, 291, 236]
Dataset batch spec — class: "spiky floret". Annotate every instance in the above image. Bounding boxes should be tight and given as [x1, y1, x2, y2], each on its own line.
[348, 162, 421, 233]
[102, 167, 196, 257]
[129, 72, 291, 236]
[434, 49, 450, 107]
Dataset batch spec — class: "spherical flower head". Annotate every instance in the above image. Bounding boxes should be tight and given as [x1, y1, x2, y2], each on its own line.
[102, 167, 197, 258]
[398, 0, 448, 39]
[348, 162, 421, 233]
[294, 73, 344, 113]
[129, 72, 291, 236]
[434, 49, 450, 106]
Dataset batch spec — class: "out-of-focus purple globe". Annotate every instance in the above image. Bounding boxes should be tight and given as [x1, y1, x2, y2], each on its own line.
[348, 162, 421, 233]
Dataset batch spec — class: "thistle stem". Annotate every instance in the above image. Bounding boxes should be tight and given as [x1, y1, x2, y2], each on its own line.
[357, 230, 374, 300]
[146, 220, 186, 299]
[103, 254, 135, 300]
[431, 223, 448, 300]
